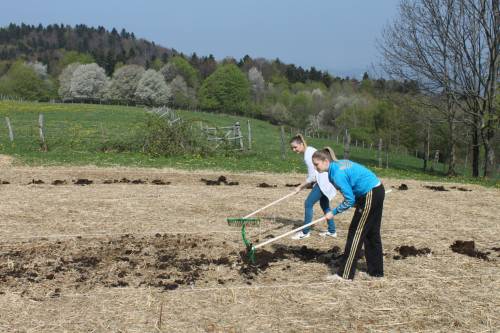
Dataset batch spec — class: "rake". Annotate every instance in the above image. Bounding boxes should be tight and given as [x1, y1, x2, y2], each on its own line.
[226, 191, 297, 227]
[244, 216, 327, 263]
[244, 188, 394, 263]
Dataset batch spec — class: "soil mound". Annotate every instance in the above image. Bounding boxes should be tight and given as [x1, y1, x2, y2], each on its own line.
[398, 184, 408, 190]
[201, 175, 238, 186]
[257, 183, 277, 188]
[450, 240, 489, 261]
[393, 245, 431, 260]
[424, 185, 448, 191]
[74, 179, 93, 185]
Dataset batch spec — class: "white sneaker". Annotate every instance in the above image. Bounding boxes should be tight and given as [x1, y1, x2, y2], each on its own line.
[326, 274, 349, 282]
[291, 231, 310, 240]
[320, 231, 338, 238]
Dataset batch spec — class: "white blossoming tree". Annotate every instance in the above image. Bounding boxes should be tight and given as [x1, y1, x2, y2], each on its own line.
[69, 63, 108, 98]
[248, 67, 265, 103]
[26, 61, 48, 80]
[135, 69, 171, 105]
[58, 63, 81, 98]
[104, 65, 145, 100]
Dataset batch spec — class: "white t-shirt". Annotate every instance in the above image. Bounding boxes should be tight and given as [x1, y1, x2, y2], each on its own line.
[304, 146, 337, 201]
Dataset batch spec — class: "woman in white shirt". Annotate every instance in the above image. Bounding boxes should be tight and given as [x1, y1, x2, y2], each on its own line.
[289, 134, 337, 240]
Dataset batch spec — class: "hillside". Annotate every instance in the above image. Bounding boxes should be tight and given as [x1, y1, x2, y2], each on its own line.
[0, 100, 496, 187]
[0, 23, 176, 76]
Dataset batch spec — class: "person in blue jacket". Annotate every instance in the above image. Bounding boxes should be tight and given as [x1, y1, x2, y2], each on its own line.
[312, 148, 385, 280]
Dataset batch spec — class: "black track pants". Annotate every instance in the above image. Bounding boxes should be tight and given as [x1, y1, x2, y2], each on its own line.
[337, 184, 385, 280]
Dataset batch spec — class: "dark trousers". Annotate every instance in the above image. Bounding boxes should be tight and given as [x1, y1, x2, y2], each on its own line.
[337, 184, 385, 280]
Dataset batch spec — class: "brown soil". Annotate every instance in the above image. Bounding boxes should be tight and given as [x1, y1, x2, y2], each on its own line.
[393, 245, 431, 259]
[398, 184, 408, 190]
[28, 179, 45, 184]
[74, 178, 93, 185]
[424, 185, 448, 191]
[0, 235, 345, 295]
[258, 182, 277, 188]
[450, 240, 490, 261]
[201, 175, 238, 186]
[151, 179, 171, 185]
[450, 186, 472, 192]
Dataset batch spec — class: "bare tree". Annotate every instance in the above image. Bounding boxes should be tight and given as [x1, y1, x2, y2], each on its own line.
[447, 0, 499, 177]
[379, 0, 499, 177]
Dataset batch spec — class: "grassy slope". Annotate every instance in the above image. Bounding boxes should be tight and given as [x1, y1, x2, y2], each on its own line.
[0, 100, 497, 187]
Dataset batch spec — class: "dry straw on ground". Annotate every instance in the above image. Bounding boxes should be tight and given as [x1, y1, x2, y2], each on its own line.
[0, 165, 498, 332]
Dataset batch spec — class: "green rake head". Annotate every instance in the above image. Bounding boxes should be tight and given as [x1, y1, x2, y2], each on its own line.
[241, 224, 256, 264]
[226, 217, 260, 227]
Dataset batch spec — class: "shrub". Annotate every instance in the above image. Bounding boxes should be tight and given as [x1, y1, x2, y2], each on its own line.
[142, 114, 211, 156]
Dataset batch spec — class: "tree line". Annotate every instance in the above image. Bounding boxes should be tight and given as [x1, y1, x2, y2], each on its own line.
[0, 17, 497, 179]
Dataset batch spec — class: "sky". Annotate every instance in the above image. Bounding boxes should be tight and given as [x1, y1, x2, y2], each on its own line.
[0, 0, 401, 78]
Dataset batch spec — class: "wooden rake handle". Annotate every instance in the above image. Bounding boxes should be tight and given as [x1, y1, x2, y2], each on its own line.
[253, 189, 393, 250]
[254, 216, 326, 250]
[243, 191, 298, 219]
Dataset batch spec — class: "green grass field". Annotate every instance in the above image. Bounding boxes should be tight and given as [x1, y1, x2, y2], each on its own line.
[0, 100, 497, 187]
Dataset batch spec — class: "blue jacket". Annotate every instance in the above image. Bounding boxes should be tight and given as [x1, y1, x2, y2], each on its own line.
[327, 160, 380, 215]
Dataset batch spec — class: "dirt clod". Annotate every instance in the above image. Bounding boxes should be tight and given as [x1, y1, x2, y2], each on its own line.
[151, 179, 171, 185]
[29, 179, 44, 185]
[201, 178, 221, 185]
[257, 183, 277, 188]
[200, 175, 238, 186]
[450, 186, 472, 192]
[424, 185, 448, 191]
[398, 184, 408, 190]
[450, 240, 489, 261]
[52, 180, 67, 185]
[393, 245, 431, 259]
[74, 179, 93, 186]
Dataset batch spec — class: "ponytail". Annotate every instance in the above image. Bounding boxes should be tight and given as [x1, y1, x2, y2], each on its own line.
[324, 146, 338, 161]
[290, 133, 307, 146]
[312, 146, 338, 162]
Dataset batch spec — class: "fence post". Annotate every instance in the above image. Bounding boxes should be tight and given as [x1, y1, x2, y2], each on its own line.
[378, 138, 383, 168]
[344, 129, 351, 160]
[39, 113, 48, 151]
[431, 150, 439, 172]
[247, 120, 252, 150]
[5, 117, 14, 142]
[234, 122, 243, 150]
[280, 125, 286, 160]
[385, 146, 389, 169]
[99, 122, 107, 143]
